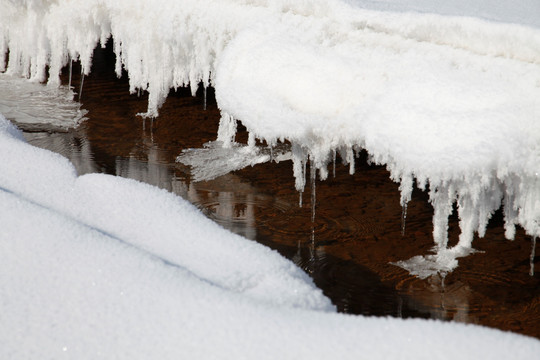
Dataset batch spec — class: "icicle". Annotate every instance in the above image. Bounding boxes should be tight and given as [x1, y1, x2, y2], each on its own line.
[456, 194, 478, 251]
[503, 192, 518, 240]
[399, 174, 413, 237]
[319, 163, 328, 181]
[531, 237, 537, 276]
[292, 143, 307, 207]
[216, 112, 237, 148]
[347, 147, 355, 175]
[114, 41, 123, 78]
[310, 157, 316, 223]
[68, 58, 73, 89]
[248, 132, 256, 148]
[270, 145, 274, 162]
[332, 149, 336, 178]
[430, 184, 454, 251]
[78, 69, 85, 101]
[401, 203, 408, 236]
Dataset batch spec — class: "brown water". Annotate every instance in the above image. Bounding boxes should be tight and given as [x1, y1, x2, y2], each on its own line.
[20, 44, 539, 338]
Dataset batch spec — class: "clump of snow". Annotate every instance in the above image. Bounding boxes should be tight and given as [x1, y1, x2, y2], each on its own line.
[1, 0, 539, 275]
[2, 112, 540, 358]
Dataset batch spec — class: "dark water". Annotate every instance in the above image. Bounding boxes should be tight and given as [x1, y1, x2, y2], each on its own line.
[20, 44, 540, 338]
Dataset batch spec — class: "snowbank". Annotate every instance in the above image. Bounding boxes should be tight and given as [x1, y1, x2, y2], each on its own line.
[1, 113, 539, 358]
[1, 0, 539, 277]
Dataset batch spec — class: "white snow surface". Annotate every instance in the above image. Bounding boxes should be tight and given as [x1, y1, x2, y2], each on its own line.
[1, 0, 539, 299]
[1, 113, 540, 358]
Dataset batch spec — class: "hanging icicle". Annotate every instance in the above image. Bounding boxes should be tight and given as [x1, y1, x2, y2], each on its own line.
[401, 203, 408, 237]
[216, 112, 237, 148]
[68, 58, 73, 89]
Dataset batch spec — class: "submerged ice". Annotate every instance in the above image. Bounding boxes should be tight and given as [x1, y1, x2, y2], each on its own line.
[2, 0, 540, 276]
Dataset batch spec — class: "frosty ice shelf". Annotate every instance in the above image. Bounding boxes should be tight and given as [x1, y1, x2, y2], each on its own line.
[2, 0, 539, 277]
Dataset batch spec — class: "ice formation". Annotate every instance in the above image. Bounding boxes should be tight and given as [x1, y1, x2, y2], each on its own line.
[2, 0, 540, 276]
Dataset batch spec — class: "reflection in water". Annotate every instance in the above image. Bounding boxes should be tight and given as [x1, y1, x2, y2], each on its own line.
[23, 128, 97, 175]
[397, 276, 474, 324]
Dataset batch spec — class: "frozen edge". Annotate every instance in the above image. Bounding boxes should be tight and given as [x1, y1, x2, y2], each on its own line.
[212, 112, 540, 276]
[2, 0, 540, 115]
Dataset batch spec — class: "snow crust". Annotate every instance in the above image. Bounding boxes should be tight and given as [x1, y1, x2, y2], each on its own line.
[2, 0, 539, 273]
[2, 112, 540, 358]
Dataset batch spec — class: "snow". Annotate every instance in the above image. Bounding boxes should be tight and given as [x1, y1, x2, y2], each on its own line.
[1, 113, 540, 359]
[1, 0, 540, 356]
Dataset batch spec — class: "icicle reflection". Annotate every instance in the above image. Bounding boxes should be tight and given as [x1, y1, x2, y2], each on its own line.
[203, 86, 207, 111]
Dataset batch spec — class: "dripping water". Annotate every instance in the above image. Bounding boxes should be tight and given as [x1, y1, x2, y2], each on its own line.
[531, 236, 537, 276]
